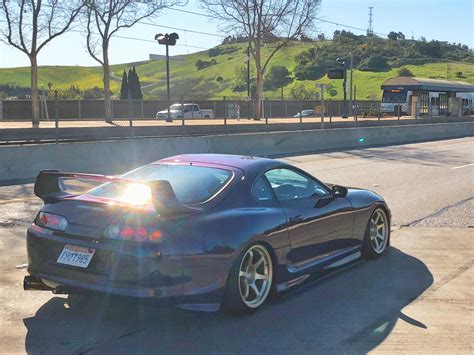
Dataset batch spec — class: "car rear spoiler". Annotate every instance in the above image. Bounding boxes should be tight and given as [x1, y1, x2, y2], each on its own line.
[34, 170, 200, 216]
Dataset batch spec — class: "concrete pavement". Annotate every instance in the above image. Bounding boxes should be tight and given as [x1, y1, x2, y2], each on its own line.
[0, 226, 471, 354]
[0, 137, 473, 353]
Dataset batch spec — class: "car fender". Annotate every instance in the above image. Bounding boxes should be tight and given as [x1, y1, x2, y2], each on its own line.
[346, 188, 390, 240]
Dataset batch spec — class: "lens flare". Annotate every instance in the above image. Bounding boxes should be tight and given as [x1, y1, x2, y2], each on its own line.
[119, 183, 152, 205]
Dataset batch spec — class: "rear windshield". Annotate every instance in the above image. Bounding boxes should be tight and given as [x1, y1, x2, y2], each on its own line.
[88, 164, 233, 205]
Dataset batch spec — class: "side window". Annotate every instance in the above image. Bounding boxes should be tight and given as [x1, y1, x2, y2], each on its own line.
[193, 105, 200, 112]
[183, 106, 191, 112]
[252, 176, 275, 204]
[264, 168, 329, 201]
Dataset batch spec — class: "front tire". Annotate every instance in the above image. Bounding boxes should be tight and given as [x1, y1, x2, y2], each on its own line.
[223, 243, 273, 314]
[362, 207, 390, 259]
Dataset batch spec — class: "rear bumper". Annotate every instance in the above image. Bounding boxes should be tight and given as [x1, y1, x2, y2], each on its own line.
[34, 273, 159, 298]
[26, 226, 183, 299]
[25, 226, 225, 304]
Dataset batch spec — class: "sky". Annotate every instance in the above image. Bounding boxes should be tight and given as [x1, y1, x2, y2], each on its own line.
[0, 0, 473, 68]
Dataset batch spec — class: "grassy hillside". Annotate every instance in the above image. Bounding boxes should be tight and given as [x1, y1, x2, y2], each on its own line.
[1, 40, 473, 100]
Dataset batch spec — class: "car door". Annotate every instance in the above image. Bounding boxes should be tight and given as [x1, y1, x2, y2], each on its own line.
[183, 105, 192, 119]
[192, 104, 201, 118]
[264, 168, 354, 269]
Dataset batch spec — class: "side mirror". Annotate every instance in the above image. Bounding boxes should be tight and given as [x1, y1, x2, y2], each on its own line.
[332, 185, 348, 198]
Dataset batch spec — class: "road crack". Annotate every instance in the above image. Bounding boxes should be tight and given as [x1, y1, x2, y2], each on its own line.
[402, 196, 473, 227]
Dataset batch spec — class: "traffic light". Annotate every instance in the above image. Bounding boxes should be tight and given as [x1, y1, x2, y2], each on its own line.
[327, 68, 344, 79]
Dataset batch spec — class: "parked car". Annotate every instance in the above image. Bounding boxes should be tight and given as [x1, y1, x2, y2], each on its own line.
[293, 109, 316, 118]
[156, 103, 214, 120]
[24, 154, 391, 314]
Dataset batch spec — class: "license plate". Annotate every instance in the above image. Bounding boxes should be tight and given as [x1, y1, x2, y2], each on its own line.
[57, 244, 96, 268]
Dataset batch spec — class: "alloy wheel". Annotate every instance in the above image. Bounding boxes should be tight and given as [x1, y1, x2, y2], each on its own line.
[370, 209, 389, 254]
[238, 245, 273, 308]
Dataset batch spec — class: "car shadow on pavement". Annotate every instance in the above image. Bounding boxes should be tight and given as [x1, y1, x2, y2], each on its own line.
[23, 247, 433, 354]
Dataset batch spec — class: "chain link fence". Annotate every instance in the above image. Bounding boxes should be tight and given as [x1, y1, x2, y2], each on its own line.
[0, 93, 472, 144]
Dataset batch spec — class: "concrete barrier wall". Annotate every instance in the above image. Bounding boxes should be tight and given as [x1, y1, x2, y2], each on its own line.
[1, 122, 472, 183]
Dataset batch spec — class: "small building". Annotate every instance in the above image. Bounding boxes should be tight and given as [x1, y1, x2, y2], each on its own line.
[380, 77, 474, 116]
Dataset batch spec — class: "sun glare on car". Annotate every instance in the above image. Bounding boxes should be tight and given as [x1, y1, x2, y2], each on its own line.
[119, 183, 152, 205]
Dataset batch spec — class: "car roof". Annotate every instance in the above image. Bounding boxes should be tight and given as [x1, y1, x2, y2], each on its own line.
[155, 154, 280, 172]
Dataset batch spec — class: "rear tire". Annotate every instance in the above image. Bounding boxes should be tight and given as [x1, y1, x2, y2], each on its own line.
[362, 207, 390, 259]
[223, 243, 273, 314]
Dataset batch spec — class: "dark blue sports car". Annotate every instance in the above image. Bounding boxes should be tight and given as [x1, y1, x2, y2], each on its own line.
[25, 154, 391, 313]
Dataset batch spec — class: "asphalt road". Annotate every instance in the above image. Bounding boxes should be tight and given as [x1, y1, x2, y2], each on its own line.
[0, 137, 473, 354]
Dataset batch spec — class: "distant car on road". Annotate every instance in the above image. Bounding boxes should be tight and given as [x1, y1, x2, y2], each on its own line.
[293, 109, 316, 118]
[156, 103, 214, 120]
[24, 154, 391, 314]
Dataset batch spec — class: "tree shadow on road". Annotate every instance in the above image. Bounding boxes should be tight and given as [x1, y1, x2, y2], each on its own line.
[23, 247, 433, 354]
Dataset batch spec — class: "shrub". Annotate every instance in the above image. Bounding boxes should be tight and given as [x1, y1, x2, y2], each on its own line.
[398, 67, 414, 76]
[358, 55, 391, 72]
[196, 59, 217, 70]
[208, 46, 238, 57]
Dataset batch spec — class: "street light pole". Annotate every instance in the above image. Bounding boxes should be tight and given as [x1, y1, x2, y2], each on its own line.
[155, 32, 179, 123]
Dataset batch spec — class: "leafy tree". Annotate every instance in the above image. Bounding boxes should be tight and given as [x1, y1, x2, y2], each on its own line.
[120, 71, 129, 99]
[289, 84, 314, 100]
[388, 31, 399, 40]
[414, 40, 442, 58]
[133, 67, 143, 100]
[264, 66, 293, 91]
[387, 31, 405, 41]
[127, 67, 143, 100]
[398, 67, 414, 76]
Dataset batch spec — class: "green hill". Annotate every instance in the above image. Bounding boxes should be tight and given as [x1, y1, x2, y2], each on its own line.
[1, 38, 473, 100]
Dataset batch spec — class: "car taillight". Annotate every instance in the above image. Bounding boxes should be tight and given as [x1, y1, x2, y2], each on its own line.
[36, 212, 68, 231]
[104, 225, 162, 242]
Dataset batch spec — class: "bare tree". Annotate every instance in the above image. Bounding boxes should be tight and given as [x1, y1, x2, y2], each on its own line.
[200, 0, 321, 118]
[0, 0, 83, 126]
[84, 0, 184, 123]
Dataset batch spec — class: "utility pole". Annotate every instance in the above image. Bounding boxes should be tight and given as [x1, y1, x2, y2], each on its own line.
[367, 7, 374, 36]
